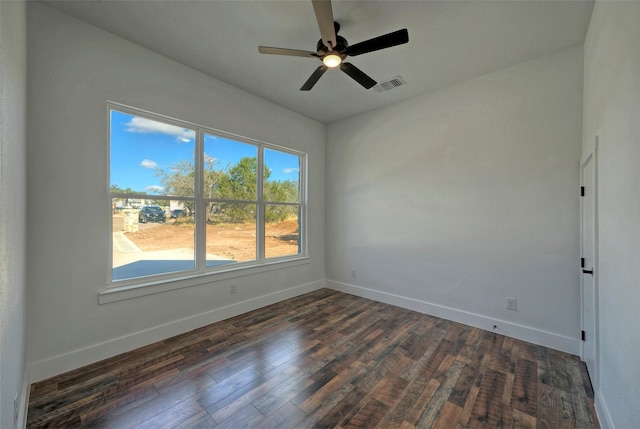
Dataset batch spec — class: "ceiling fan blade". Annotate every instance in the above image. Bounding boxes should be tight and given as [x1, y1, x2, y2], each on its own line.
[301, 65, 328, 91]
[258, 46, 319, 58]
[312, 0, 337, 49]
[340, 62, 376, 89]
[345, 28, 409, 57]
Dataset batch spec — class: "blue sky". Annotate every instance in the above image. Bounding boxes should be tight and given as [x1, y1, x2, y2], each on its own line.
[110, 110, 299, 194]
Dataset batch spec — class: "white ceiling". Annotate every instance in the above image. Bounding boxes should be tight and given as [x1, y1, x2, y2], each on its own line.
[41, 0, 594, 124]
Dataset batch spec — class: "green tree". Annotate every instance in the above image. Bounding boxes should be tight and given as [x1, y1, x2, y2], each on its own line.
[156, 160, 195, 196]
[156, 155, 224, 215]
[110, 184, 139, 194]
[154, 156, 298, 224]
[212, 157, 270, 223]
[264, 180, 299, 222]
[215, 157, 270, 200]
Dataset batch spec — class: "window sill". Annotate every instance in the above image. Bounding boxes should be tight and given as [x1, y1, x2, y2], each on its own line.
[99, 257, 310, 304]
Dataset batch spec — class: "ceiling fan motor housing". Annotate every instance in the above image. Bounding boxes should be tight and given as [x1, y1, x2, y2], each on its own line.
[316, 35, 348, 57]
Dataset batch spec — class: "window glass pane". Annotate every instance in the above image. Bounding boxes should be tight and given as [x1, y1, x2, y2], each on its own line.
[264, 149, 300, 203]
[206, 203, 257, 264]
[204, 134, 258, 201]
[109, 106, 306, 285]
[265, 204, 301, 259]
[112, 198, 195, 281]
[110, 110, 195, 197]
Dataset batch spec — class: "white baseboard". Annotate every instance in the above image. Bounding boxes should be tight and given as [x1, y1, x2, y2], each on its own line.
[29, 280, 324, 383]
[595, 389, 614, 429]
[326, 280, 580, 355]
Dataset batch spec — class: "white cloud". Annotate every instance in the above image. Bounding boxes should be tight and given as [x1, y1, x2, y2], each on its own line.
[283, 167, 299, 174]
[126, 116, 196, 142]
[145, 185, 164, 193]
[140, 159, 158, 169]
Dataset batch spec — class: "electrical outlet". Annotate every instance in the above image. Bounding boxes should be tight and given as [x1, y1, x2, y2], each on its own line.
[351, 270, 357, 279]
[506, 297, 517, 311]
[230, 284, 237, 294]
[14, 393, 19, 425]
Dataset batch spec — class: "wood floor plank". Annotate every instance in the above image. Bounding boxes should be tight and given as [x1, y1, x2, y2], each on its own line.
[448, 362, 478, 408]
[214, 403, 264, 429]
[291, 363, 340, 408]
[344, 397, 389, 429]
[403, 378, 441, 427]
[313, 386, 367, 428]
[502, 372, 515, 406]
[512, 357, 537, 416]
[297, 359, 365, 414]
[255, 401, 306, 429]
[457, 384, 481, 428]
[537, 384, 576, 429]
[398, 327, 448, 382]
[207, 364, 299, 423]
[566, 357, 597, 429]
[469, 368, 513, 427]
[457, 347, 496, 427]
[415, 358, 465, 428]
[154, 369, 216, 397]
[432, 400, 463, 429]
[27, 289, 599, 429]
[88, 381, 191, 429]
[135, 398, 206, 429]
[512, 408, 537, 429]
[196, 360, 278, 412]
[369, 372, 410, 409]
[297, 383, 356, 429]
[171, 410, 216, 429]
[251, 371, 314, 417]
[89, 387, 159, 423]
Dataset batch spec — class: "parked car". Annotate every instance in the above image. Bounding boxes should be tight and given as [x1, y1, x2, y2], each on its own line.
[138, 206, 166, 223]
[170, 209, 186, 219]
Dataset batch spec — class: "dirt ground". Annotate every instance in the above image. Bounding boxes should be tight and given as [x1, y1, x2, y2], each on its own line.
[114, 215, 299, 261]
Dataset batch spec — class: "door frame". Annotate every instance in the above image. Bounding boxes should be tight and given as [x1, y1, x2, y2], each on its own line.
[580, 136, 599, 389]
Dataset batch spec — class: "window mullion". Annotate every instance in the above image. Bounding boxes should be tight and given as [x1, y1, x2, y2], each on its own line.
[257, 145, 265, 261]
[195, 128, 206, 271]
[300, 154, 307, 256]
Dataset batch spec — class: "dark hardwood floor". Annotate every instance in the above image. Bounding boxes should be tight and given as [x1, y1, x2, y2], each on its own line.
[27, 288, 599, 428]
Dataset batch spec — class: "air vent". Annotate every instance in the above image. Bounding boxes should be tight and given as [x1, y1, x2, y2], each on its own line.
[374, 76, 406, 93]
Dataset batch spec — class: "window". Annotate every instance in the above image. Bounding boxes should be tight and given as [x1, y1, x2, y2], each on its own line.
[109, 104, 306, 285]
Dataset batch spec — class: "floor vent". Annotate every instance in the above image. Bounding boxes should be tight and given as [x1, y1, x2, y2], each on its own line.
[374, 76, 406, 93]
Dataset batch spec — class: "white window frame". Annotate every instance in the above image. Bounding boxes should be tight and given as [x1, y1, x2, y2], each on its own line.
[104, 103, 308, 301]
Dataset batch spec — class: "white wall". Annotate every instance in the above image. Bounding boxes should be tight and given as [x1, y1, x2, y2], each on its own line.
[26, 2, 325, 381]
[0, 0, 28, 427]
[326, 46, 584, 353]
[583, 2, 640, 428]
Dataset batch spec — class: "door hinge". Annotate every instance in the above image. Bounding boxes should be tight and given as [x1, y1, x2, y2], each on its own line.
[581, 330, 586, 341]
[580, 186, 585, 197]
[581, 257, 585, 268]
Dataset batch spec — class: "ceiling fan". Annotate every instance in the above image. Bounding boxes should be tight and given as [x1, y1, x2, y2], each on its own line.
[258, 0, 409, 91]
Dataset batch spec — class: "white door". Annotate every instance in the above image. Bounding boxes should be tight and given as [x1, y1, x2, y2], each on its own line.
[580, 141, 598, 387]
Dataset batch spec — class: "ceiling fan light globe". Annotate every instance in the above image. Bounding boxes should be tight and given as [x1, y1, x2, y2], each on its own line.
[323, 54, 342, 68]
